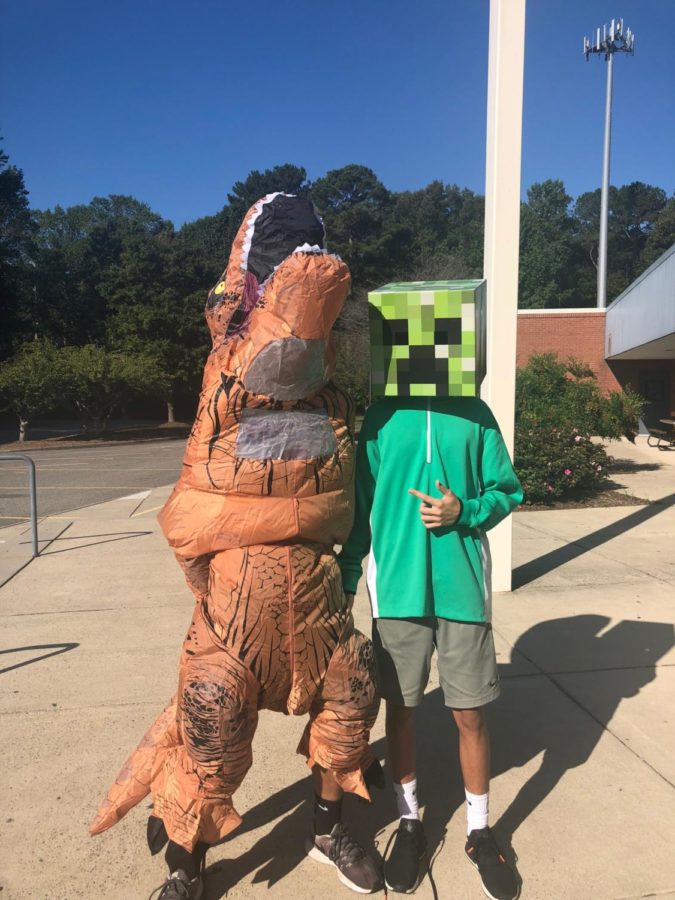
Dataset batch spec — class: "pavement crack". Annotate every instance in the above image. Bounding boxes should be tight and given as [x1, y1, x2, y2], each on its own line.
[0, 698, 166, 716]
[612, 891, 675, 899]
[3, 600, 189, 616]
[501, 662, 675, 680]
[514, 506, 675, 590]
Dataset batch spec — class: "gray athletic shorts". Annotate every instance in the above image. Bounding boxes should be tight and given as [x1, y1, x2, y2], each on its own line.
[372, 617, 500, 709]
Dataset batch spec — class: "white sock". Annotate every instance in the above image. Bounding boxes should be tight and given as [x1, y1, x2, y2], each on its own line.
[393, 779, 419, 820]
[465, 789, 489, 835]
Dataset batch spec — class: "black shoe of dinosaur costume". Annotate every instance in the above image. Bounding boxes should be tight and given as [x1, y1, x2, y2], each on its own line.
[148, 868, 204, 900]
[147, 835, 208, 900]
[307, 822, 383, 894]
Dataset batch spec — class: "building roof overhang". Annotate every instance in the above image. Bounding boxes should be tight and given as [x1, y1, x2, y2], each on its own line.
[605, 244, 675, 360]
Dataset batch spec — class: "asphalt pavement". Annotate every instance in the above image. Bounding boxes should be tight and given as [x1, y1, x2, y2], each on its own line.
[0, 441, 185, 528]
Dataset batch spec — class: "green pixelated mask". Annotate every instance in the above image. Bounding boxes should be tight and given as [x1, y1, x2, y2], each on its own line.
[368, 280, 486, 398]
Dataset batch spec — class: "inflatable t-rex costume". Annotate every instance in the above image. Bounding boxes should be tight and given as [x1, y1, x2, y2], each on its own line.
[91, 193, 380, 854]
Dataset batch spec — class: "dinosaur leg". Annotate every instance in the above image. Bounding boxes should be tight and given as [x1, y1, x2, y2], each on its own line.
[91, 604, 260, 853]
[298, 626, 381, 800]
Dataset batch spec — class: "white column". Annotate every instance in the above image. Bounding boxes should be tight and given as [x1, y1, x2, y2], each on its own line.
[482, 0, 526, 592]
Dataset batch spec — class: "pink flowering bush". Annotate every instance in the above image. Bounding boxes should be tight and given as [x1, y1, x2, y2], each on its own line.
[514, 354, 643, 504]
[515, 425, 610, 503]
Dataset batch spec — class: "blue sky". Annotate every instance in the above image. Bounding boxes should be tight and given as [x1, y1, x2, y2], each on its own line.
[2, 0, 673, 226]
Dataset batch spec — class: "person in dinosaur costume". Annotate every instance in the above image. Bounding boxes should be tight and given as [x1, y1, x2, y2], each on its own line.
[90, 193, 382, 898]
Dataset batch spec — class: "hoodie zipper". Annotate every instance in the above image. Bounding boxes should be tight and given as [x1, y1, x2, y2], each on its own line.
[426, 399, 431, 464]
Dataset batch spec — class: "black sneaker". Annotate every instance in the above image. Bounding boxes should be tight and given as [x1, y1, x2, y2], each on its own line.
[465, 827, 519, 900]
[148, 868, 204, 900]
[306, 822, 383, 894]
[384, 818, 426, 894]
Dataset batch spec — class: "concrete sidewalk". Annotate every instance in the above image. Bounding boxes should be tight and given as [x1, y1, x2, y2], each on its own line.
[1, 443, 674, 900]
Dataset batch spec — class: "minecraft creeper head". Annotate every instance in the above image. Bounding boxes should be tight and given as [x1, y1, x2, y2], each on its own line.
[368, 280, 486, 398]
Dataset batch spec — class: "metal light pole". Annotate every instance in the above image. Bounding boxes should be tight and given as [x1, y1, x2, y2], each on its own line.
[583, 19, 635, 309]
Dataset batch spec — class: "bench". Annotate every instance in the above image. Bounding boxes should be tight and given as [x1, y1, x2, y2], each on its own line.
[647, 427, 675, 449]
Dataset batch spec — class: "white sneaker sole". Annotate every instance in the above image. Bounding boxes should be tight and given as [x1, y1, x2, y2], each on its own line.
[466, 854, 520, 900]
[384, 856, 425, 894]
[306, 840, 375, 894]
[384, 877, 422, 895]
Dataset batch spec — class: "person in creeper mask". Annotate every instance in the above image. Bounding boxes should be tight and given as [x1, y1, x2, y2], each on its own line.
[337, 280, 522, 899]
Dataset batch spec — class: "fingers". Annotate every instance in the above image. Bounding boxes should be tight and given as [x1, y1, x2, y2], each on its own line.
[410, 485, 455, 504]
[420, 507, 441, 526]
[408, 488, 440, 506]
[435, 480, 455, 497]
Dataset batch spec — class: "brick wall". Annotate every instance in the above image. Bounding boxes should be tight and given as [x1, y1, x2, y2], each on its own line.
[516, 309, 623, 394]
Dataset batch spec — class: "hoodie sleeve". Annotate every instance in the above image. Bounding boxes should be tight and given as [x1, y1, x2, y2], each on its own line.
[456, 406, 523, 532]
[337, 409, 380, 594]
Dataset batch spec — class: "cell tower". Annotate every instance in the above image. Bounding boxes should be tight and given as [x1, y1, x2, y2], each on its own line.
[583, 19, 635, 308]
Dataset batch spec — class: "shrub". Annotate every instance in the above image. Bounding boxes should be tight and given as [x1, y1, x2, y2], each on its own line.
[515, 426, 610, 503]
[515, 353, 644, 504]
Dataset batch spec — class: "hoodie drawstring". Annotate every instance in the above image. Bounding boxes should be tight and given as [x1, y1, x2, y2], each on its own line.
[426, 399, 431, 464]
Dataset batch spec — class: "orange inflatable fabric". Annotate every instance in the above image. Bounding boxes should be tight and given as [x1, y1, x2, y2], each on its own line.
[90, 194, 380, 852]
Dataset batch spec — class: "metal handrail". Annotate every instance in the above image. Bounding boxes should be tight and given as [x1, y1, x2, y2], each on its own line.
[0, 453, 38, 557]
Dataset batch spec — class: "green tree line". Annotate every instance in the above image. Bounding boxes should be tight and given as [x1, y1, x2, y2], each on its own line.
[1, 141, 673, 432]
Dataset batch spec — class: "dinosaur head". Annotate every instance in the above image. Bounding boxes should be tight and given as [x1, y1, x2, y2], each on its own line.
[205, 193, 350, 401]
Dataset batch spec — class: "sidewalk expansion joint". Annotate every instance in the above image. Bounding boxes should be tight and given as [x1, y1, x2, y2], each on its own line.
[0, 698, 169, 717]
[612, 890, 675, 899]
[501, 662, 675, 679]
[131, 504, 164, 518]
[516, 510, 675, 589]
[516, 579, 673, 593]
[3, 600, 190, 616]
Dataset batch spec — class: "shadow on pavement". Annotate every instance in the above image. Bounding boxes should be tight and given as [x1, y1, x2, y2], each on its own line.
[0, 642, 79, 675]
[513, 492, 675, 589]
[610, 461, 662, 473]
[38, 530, 152, 555]
[202, 615, 674, 898]
[490, 615, 674, 849]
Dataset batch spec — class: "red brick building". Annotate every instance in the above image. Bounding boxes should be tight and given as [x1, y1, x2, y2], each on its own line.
[516, 245, 675, 432]
[517, 309, 621, 394]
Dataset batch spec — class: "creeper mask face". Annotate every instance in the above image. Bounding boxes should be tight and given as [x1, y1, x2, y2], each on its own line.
[368, 280, 486, 398]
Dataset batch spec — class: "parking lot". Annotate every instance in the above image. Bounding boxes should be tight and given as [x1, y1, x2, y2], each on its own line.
[0, 441, 185, 528]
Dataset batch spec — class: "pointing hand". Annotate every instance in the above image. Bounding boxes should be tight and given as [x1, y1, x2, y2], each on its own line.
[408, 480, 462, 529]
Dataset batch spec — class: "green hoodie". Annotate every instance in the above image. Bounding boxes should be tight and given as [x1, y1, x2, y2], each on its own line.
[337, 398, 523, 622]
